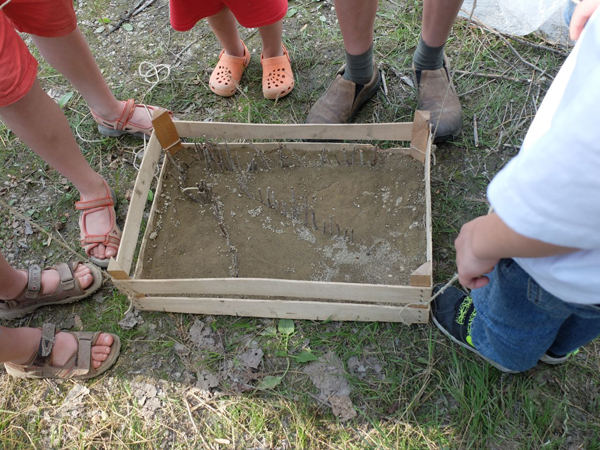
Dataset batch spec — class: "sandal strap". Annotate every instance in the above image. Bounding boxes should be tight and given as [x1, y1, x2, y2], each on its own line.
[55, 262, 76, 291]
[115, 99, 136, 131]
[24, 264, 42, 299]
[31, 323, 56, 367]
[75, 196, 114, 210]
[73, 331, 96, 376]
[81, 233, 121, 246]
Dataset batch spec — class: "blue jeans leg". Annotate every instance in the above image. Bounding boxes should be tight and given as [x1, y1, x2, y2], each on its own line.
[469, 259, 600, 372]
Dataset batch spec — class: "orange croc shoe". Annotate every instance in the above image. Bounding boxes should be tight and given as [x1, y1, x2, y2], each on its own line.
[261, 44, 295, 100]
[209, 41, 251, 97]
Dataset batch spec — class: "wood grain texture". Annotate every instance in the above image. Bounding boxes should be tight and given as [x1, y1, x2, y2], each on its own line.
[133, 296, 429, 324]
[114, 278, 430, 304]
[174, 121, 413, 142]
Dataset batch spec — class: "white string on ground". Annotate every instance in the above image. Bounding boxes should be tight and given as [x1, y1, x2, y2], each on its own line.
[396, 273, 460, 324]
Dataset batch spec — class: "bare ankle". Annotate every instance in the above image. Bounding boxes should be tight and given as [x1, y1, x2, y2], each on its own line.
[0, 269, 28, 301]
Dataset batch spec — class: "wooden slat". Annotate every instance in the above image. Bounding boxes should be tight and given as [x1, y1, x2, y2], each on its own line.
[409, 110, 430, 163]
[113, 278, 430, 304]
[410, 261, 432, 287]
[133, 296, 429, 324]
[115, 134, 162, 274]
[174, 121, 413, 142]
[182, 142, 382, 152]
[134, 155, 169, 279]
[424, 123, 433, 263]
[152, 110, 183, 155]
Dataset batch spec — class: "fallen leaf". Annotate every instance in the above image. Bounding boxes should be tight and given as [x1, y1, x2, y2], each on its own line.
[256, 375, 283, 390]
[278, 319, 294, 336]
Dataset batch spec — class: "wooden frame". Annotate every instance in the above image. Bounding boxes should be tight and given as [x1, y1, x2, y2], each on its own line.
[108, 111, 433, 324]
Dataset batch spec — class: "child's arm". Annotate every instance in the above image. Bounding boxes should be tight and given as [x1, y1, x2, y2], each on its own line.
[455, 213, 579, 289]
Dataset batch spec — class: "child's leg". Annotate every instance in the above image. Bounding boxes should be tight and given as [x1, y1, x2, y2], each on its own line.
[0, 79, 118, 261]
[546, 310, 600, 357]
[258, 19, 283, 58]
[470, 259, 576, 371]
[30, 28, 151, 131]
[207, 7, 245, 57]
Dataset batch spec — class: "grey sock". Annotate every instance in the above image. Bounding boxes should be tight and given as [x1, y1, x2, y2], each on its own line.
[343, 45, 374, 85]
[412, 36, 444, 71]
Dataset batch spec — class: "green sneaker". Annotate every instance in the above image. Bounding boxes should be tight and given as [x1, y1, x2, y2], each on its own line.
[431, 285, 517, 374]
[540, 348, 580, 365]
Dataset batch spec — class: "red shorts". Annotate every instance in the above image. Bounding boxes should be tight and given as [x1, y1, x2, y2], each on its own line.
[170, 0, 287, 32]
[0, 0, 77, 107]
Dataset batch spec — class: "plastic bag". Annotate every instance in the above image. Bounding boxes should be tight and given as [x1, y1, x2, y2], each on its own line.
[460, 0, 571, 43]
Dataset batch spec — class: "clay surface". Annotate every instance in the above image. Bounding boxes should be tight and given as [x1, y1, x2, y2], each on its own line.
[140, 145, 427, 286]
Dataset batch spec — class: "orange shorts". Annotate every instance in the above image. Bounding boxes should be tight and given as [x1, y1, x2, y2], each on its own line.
[170, 0, 287, 32]
[0, 0, 77, 107]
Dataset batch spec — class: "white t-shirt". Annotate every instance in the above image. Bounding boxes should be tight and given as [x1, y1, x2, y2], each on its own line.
[487, 9, 600, 305]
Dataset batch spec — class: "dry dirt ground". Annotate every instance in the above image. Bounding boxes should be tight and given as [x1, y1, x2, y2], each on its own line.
[1, 0, 599, 448]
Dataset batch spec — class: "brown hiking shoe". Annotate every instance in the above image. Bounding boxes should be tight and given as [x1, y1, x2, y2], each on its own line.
[306, 63, 381, 124]
[413, 55, 462, 143]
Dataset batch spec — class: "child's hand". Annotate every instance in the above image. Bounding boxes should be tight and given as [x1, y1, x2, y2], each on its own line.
[570, 0, 600, 40]
[455, 218, 500, 290]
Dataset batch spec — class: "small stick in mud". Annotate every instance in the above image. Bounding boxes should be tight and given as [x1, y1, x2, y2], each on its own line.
[258, 188, 263, 204]
[267, 187, 271, 207]
[321, 148, 326, 165]
[230, 246, 239, 278]
[344, 228, 348, 239]
[343, 149, 348, 165]
[334, 154, 342, 165]
[283, 202, 287, 217]
[218, 222, 228, 237]
[236, 154, 241, 171]
[312, 210, 317, 230]
[250, 143, 270, 170]
[225, 143, 236, 172]
[330, 216, 333, 236]
[278, 145, 285, 168]
[352, 148, 355, 166]
[372, 148, 378, 166]
[351, 228, 354, 243]
[360, 149, 364, 166]
[336, 222, 340, 235]
[366, 240, 383, 255]
[271, 191, 276, 209]
[323, 220, 326, 233]
[291, 187, 295, 207]
[304, 202, 308, 226]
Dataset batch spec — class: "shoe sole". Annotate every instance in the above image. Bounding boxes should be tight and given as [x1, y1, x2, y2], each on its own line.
[97, 125, 147, 139]
[431, 313, 518, 374]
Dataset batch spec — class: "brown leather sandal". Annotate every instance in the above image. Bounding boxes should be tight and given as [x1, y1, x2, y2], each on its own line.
[4, 323, 120, 379]
[0, 262, 102, 320]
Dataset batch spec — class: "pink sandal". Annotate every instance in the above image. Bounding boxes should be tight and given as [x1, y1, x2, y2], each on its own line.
[75, 179, 121, 268]
[91, 99, 165, 138]
[261, 44, 295, 100]
[209, 41, 251, 97]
